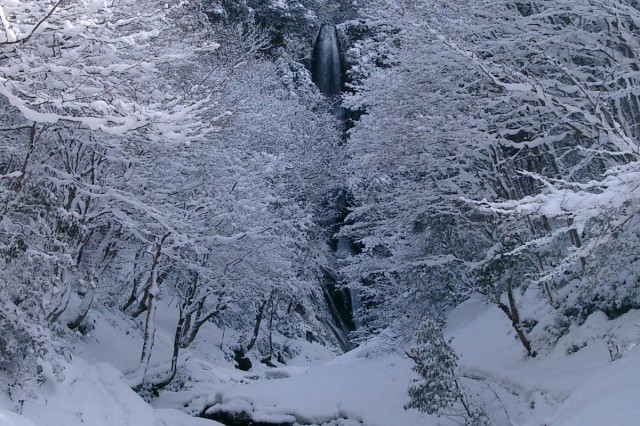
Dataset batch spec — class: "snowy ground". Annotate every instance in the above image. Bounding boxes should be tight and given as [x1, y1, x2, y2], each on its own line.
[448, 298, 640, 425]
[196, 297, 640, 425]
[2, 296, 639, 425]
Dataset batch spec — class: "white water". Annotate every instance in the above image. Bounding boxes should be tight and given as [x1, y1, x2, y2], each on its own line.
[311, 25, 342, 96]
[312, 25, 356, 328]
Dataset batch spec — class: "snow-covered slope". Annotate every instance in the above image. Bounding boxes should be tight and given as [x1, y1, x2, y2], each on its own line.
[448, 298, 640, 425]
[18, 359, 217, 426]
[201, 301, 640, 426]
[2, 297, 638, 425]
[197, 297, 640, 425]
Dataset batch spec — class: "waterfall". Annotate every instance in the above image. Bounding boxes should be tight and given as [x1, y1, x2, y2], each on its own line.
[312, 25, 342, 96]
[311, 25, 359, 340]
[312, 25, 347, 120]
[336, 236, 361, 329]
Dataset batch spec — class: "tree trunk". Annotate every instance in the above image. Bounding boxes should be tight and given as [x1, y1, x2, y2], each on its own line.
[67, 272, 96, 330]
[497, 284, 535, 357]
[266, 295, 280, 360]
[569, 228, 586, 270]
[131, 282, 157, 391]
[129, 290, 149, 319]
[129, 270, 169, 318]
[152, 308, 185, 390]
[121, 249, 146, 312]
[245, 299, 268, 353]
[47, 281, 70, 323]
[181, 300, 225, 349]
[130, 233, 169, 391]
[13, 123, 36, 192]
[152, 274, 197, 390]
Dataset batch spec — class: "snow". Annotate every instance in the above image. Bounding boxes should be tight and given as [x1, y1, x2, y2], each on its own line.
[448, 298, 640, 425]
[155, 409, 219, 426]
[196, 297, 640, 425]
[0, 410, 35, 426]
[264, 366, 309, 379]
[2, 1, 638, 424]
[16, 358, 218, 426]
[0, 171, 22, 179]
[2, 296, 638, 425]
[546, 345, 640, 425]
[205, 349, 429, 425]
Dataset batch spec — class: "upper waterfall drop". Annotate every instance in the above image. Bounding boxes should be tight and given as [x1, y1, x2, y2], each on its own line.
[311, 25, 343, 97]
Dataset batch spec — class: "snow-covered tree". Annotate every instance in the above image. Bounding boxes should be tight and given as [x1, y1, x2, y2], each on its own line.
[342, 0, 640, 354]
[474, 0, 640, 307]
[341, 0, 497, 341]
[406, 319, 486, 423]
[1, 0, 346, 395]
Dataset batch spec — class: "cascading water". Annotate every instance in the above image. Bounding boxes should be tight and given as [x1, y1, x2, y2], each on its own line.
[312, 24, 342, 96]
[311, 25, 360, 344]
[336, 236, 361, 329]
[312, 25, 346, 120]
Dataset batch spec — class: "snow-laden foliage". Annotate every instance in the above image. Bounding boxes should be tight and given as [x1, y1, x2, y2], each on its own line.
[342, 0, 640, 355]
[4, 0, 640, 422]
[202, 0, 359, 55]
[406, 319, 487, 423]
[342, 0, 498, 342]
[0, 0, 343, 397]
